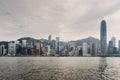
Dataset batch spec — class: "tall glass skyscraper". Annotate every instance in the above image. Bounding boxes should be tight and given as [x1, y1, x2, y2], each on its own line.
[100, 20, 107, 55]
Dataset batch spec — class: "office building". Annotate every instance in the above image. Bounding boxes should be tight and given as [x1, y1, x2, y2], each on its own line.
[0, 45, 6, 55]
[56, 37, 60, 54]
[83, 42, 88, 56]
[90, 42, 97, 56]
[48, 35, 51, 42]
[36, 40, 41, 55]
[100, 20, 107, 55]
[8, 41, 16, 56]
[111, 36, 116, 47]
[21, 40, 27, 55]
[15, 41, 21, 56]
[108, 40, 113, 54]
[118, 40, 120, 54]
[27, 40, 33, 55]
[22, 40, 27, 48]
[42, 45, 51, 56]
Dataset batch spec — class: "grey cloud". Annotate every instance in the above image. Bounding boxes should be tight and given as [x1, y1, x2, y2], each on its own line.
[0, 0, 120, 41]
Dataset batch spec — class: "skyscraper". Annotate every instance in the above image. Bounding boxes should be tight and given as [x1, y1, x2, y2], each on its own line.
[90, 42, 97, 56]
[82, 42, 88, 56]
[111, 36, 116, 47]
[100, 20, 107, 55]
[108, 40, 113, 54]
[118, 40, 120, 54]
[36, 40, 41, 55]
[48, 35, 52, 49]
[8, 41, 16, 56]
[48, 35, 51, 42]
[56, 37, 60, 54]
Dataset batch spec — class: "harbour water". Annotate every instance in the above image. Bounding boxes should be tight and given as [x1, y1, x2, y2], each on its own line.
[0, 57, 120, 80]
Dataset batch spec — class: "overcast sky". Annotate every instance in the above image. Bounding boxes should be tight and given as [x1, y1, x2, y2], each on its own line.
[0, 0, 120, 43]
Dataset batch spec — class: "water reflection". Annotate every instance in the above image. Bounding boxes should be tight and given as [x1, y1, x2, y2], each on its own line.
[98, 58, 108, 80]
[98, 58, 116, 80]
[0, 57, 120, 80]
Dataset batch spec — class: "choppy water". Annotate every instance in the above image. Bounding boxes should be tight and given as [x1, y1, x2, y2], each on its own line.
[0, 57, 120, 80]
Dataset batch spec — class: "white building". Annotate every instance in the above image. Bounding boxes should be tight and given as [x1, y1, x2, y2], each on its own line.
[22, 40, 27, 48]
[83, 42, 90, 56]
[43, 45, 51, 56]
[8, 42, 16, 56]
[90, 42, 97, 56]
[111, 36, 116, 47]
[47, 45, 51, 55]
[0, 45, 6, 55]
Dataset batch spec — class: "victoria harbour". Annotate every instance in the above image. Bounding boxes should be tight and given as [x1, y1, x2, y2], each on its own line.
[0, 0, 120, 80]
[0, 57, 120, 80]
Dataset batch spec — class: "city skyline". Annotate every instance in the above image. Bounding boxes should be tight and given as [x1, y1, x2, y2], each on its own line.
[0, 0, 120, 44]
[0, 1, 120, 80]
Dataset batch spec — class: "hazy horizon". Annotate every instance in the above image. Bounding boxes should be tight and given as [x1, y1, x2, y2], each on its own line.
[0, 0, 120, 44]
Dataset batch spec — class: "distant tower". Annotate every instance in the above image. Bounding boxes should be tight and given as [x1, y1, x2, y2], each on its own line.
[90, 42, 97, 56]
[111, 36, 116, 47]
[108, 40, 113, 54]
[56, 37, 60, 54]
[118, 40, 120, 54]
[48, 35, 51, 42]
[100, 20, 107, 55]
[36, 40, 41, 55]
[83, 42, 88, 56]
[48, 35, 52, 49]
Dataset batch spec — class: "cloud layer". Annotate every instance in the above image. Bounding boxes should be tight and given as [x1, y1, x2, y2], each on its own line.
[0, 0, 120, 42]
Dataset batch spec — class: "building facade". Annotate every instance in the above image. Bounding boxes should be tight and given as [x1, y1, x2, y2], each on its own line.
[0, 45, 6, 55]
[82, 42, 88, 56]
[100, 20, 107, 55]
[118, 40, 120, 54]
[8, 41, 16, 56]
[56, 37, 60, 54]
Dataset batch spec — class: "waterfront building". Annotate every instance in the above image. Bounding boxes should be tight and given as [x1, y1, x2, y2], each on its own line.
[100, 20, 107, 55]
[27, 40, 33, 55]
[61, 48, 68, 56]
[68, 41, 76, 49]
[111, 36, 116, 47]
[0, 41, 8, 55]
[15, 41, 21, 56]
[50, 49, 56, 56]
[36, 40, 41, 55]
[0, 45, 6, 55]
[108, 40, 113, 54]
[118, 40, 120, 54]
[74, 48, 79, 56]
[47, 45, 51, 55]
[90, 43, 97, 56]
[56, 37, 60, 54]
[42, 45, 50, 56]
[51, 40, 56, 49]
[48, 35, 51, 43]
[108, 37, 117, 54]
[22, 40, 27, 48]
[8, 41, 16, 56]
[21, 40, 27, 55]
[83, 42, 89, 56]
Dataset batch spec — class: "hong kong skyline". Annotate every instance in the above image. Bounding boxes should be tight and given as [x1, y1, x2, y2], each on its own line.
[0, 0, 120, 43]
